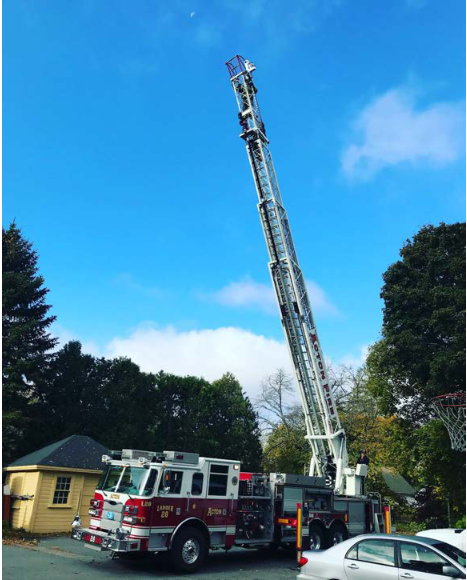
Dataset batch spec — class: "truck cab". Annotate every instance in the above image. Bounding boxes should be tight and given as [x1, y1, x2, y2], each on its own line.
[73, 449, 241, 572]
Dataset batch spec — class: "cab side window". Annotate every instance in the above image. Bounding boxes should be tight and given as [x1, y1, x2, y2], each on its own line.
[400, 542, 451, 576]
[191, 473, 204, 496]
[159, 470, 184, 494]
[208, 464, 228, 496]
[143, 469, 158, 496]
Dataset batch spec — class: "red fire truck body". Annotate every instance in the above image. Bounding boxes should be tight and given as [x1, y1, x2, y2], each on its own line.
[72, 449, 385, 572]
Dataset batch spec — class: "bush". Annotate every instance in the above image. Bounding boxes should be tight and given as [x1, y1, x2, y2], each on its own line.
[396, 521, 426, 535]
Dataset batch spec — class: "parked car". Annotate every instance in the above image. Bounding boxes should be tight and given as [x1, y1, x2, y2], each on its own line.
[417, 529, 466, 553]
[297, 533, 466, 580]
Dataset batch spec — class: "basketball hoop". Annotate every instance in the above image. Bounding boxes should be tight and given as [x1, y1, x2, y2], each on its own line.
[431, 393, 466, 452]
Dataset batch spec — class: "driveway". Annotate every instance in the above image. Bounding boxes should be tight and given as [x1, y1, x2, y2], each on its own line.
[3, 536, 299, 579]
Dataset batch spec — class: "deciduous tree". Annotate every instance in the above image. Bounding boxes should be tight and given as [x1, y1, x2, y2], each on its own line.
[367, 222, 465, 421]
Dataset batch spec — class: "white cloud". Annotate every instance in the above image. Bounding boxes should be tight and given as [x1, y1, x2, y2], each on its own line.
[105, 324, 292, 400]
[52, 323, 102, 357]
[306, 280, 340, 317]
[209, 276, 339, 317]
[211, 278, 276, 314]
[339, 344, 369, 369]
[341, 88, 465, 179]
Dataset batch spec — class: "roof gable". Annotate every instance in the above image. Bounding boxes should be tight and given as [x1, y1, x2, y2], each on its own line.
[381, 467, 416, 496]
[8, 435, 108, 471]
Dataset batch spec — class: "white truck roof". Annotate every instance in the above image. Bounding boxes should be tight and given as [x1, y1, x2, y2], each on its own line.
[416, 529, 466, 552]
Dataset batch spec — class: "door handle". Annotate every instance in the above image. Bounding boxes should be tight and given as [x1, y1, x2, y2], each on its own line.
[400, 574, 414, 579]
[347, 563, 359, 569]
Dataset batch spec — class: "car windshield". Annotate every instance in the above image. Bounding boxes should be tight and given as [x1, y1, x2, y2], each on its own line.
[434, 542, 466, 567]
[97, 466, 153, 495]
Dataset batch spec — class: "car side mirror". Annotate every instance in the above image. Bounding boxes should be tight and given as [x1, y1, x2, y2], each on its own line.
[442, 565, 462, 578]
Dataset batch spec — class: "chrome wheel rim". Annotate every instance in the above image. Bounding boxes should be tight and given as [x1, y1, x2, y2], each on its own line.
[310, 533, 321, 550]
[332, 531, 345, 545]
[182, 538, 200, 564]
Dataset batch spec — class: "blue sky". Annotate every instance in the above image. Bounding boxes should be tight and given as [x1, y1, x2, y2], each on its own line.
[4, 0, 465, 398]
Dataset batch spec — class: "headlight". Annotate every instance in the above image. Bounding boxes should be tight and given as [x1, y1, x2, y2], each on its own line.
[124, 505, 138, 515]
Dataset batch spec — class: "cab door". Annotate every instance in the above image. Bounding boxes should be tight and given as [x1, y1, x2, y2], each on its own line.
[153, 469, 187, 528]
[185, 470, 207, 521]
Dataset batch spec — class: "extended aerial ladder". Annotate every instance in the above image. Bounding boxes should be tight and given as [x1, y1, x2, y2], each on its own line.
[226, 56, 365, 496]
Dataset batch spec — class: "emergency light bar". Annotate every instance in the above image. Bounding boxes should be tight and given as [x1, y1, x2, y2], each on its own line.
[163, 451, 199, 464]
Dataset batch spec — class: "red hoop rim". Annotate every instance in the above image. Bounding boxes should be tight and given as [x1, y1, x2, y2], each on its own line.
[432, 393, 466, 407]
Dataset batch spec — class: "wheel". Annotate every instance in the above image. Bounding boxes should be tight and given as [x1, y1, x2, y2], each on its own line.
[308, 523, 325, 551]
[326, 523, 348, 548]
[170, 526, 208, 573]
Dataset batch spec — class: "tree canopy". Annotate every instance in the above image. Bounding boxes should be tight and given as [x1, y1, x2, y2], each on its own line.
[3, 223, 263, 471]
[367, 222, 466, 420]
[2, 223, 57, 463]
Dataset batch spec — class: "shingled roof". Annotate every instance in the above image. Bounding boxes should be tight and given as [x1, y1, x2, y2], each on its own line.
[381, 467, 416, 496]
[8, 435, 108, 471]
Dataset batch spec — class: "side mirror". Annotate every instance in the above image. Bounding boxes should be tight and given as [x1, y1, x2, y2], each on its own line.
[442, 565, 462, 578]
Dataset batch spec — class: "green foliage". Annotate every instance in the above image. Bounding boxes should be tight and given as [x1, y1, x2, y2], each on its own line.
[1, 226, 262, 468]
[367, 222, 465, 421]
[200, 373, 262, 470]
[362, 222, 466, 525]
[2, 223, 57, 464]
[149, 371, 262, 470]
[396, 521, 426, 535]
[455, 515, 466, 529]
[257, 369, 309, 474]
[21, 342, 263, 470]
[339, 369, 465, 527]
[262, 414, 309, 474]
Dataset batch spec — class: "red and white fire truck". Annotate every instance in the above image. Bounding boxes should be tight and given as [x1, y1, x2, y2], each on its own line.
[72, 55, 392, 572]
[72, 448, 387, 572]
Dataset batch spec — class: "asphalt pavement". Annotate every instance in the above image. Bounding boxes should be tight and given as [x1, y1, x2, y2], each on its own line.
[2, 536, 300, 579]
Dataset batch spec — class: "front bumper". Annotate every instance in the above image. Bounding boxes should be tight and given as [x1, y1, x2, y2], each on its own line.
[71, 527, 140, 552]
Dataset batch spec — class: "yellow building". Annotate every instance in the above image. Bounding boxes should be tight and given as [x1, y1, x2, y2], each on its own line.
[4, 435, 108, 533]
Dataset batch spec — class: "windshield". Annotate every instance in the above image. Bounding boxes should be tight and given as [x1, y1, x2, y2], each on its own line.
[434, 542, 466, 568]
[97, 465, 157, 495]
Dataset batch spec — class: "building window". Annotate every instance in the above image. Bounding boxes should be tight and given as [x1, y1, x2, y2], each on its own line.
[53, 476, 71, 504]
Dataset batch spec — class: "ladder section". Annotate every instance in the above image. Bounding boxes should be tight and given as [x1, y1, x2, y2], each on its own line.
[226, 56, 347, 488]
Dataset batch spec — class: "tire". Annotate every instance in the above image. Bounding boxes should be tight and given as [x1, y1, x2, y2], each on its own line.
[326, 523, 348, 548]
[269, 542, 280, 552]
[308, 523, 325, 551]
[170, 526, 208, 573]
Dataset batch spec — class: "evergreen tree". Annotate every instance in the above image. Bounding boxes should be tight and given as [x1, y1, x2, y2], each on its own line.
[2, 223, 57, 463]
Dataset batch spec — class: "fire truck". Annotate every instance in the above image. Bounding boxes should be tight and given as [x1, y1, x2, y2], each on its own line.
[71, 448, 386, 572]
[72, 55, 390, 571]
